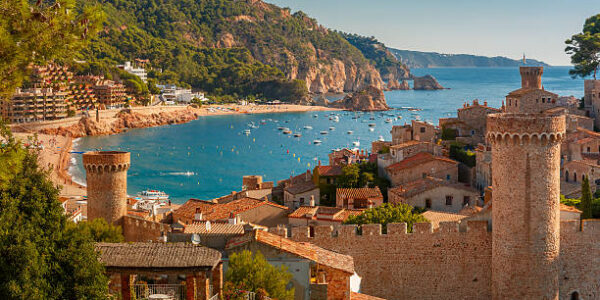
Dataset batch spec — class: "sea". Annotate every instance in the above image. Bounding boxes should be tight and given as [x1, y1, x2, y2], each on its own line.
[70, 67, 585, 203]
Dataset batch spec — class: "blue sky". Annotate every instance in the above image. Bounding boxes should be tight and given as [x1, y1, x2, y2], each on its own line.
[266, 0, 600, 66]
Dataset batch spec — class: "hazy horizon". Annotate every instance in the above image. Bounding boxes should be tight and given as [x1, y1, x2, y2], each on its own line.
[266, 0, 600, 66]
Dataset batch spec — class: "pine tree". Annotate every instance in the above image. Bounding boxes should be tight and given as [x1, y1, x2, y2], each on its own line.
[581, 177, 593, 219]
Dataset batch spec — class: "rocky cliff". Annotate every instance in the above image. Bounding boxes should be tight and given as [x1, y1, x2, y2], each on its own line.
[330, 85, 389, 111]
[39, 108, 200, 137]
[413, 75, 445, 90]
[386, 79, 410, 91]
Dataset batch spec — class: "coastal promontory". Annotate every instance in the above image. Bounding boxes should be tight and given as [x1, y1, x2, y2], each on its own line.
[330, 85, 389, 111]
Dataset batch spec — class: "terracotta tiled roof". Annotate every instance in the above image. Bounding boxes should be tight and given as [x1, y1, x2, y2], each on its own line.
[174, 197, 288, 221]
[226, 230, 354, 274]
[183, 221, 245, 235]
[336, 187, 383, 201]
[575, 137, 596, 145]
[389, 140, 422, 149]
[285, 179, 318, 195]
[386, 152, 457, 173]
[288, 206, 363, 222]
[351, 292, 387, 300]
[389, 177, 477, 199]
[560, 203, 582, 214]
[316, 165, 343, 177]
[96, 243, 221, 269]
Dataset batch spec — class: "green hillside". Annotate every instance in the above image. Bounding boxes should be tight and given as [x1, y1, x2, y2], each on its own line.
[76, 0, 381, 101]
[389, 49, 550, 68]
[340, 33, 410, 80]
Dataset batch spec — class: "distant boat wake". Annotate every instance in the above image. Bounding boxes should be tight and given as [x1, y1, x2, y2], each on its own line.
[160, 171, 196, 176]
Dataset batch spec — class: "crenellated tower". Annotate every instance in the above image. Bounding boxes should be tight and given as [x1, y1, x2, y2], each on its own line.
[487, 113, 565, 299]
[520, 66, 543, 89]
[83, 151, 131, 225]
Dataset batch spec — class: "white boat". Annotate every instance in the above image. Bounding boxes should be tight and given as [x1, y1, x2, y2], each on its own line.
[352, 141, 360, 147]
[329, 127, 335, 131]
[313, 140, 322, 144]
[320, 131, 328, 135]
[369, 128, 375, 132]
[137, 190, 169, 201]
[313, 114, 318, 118]
[332, 116, 340, 122]
[385, 118, 392, 123]
[347, 130, 353, 134]
[243, 129, 251, 135]
[277, 127, 285, 130]
[294, 133, 302, 137]
[368, 123, 376, 127]
[283, 130, 292, 135]
[369, 117, 375, 120]
[378, 136, 385, 142]
[304, 125, 313, 130]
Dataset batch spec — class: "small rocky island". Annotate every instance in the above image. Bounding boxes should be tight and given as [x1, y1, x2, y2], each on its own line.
[413, 75, 445, 90]
[329, 85, 389, 111]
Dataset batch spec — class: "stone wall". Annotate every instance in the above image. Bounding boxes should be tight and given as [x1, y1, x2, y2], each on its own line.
[286, 220, 600, 300]
[122, 215, 171, 242]
[290, 221, 493, 300]
[388, 160, 458, 187]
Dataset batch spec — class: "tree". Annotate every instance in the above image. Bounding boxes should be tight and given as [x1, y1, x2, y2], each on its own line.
[0, 0, 103, 99]
[581, 177, 593, 219]
[565, 14, 600, 79]
[344, 203, 428, 233]
[0, 126, 115, 299]
[225, 250, 294, 300]
[338, 164, 360, 188]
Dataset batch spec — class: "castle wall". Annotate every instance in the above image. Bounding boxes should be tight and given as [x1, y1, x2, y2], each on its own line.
[285, 220, 600, 300]
[290, 222, 493, 300]
[122, 215, 171, 242]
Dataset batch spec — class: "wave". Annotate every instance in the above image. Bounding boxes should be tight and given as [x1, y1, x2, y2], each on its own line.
[160, 171, 196, 177]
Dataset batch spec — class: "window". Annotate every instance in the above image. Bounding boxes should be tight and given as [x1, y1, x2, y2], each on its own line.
[542, 98, 546, 103]
[508, 99, 511, 106]
[566, 170, 569, 182]
[587, 147, 591, 153]
[425, 199, 432, 209]
[574, 172, 578, 182]
[463, 196, 470, 206]
[446, 174, 451, 181]
[571, 291, 579, 300]
[422, 173, 427, 178]
[471, 130, 475, 135]
[420, 127, 426, 133]
[515, 100, 518, 106]
[445, 196, 453, 206]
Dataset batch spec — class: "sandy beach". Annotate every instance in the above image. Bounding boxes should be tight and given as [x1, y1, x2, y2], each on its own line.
[11, 103, 335, 197]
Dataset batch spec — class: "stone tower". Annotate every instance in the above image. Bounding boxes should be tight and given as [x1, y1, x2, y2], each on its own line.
[83, 151, 131, 225]
[487, 113, 565, 299]
[520, 66, 543, 89]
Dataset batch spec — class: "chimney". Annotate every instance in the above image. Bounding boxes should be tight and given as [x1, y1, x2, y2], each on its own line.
[484, 101, 488, 106]
[205, 221, 211, 232]
[309, 195, 315, 207]
[228, 212, 240, 225]
[194, 208, 203, 221]
[318, 160, 321, 166]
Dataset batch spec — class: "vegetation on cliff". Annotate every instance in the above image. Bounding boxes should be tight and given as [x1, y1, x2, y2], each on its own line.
[340, 33, 411, 80]
[75, 0, 391, 100]
[344, 203, 427, 233]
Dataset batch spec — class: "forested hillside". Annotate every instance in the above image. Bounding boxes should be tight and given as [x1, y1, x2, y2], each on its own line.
[76, 0, 392, 100]
[389, 49, 549, 68]
[340, 33, 410, 81]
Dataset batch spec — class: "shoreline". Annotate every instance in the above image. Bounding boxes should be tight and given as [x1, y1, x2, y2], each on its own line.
[16, 104, 335, 196]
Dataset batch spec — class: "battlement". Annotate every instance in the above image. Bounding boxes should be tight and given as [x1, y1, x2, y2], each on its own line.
[561, 219, 600, 234]
[285, 221, 491, 241]
[123, 215, 171, 242]
[83, 151, 130, 173]
[487, 113, 565, 144]
[520, 66, 543, 89]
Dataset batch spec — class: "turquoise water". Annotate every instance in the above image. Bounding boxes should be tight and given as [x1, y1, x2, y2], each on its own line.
[71, 67, 585, 202]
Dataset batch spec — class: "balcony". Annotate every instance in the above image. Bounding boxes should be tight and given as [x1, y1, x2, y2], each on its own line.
[133, 284, 185, 300]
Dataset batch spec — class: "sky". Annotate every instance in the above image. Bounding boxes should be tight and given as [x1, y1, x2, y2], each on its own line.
[266, 0, 600, 66]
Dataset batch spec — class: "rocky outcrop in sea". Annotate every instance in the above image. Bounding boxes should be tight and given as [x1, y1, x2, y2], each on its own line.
[385, 79, 410, 91]
[413, 75, 445, 90]
[329, 85, 389, 111]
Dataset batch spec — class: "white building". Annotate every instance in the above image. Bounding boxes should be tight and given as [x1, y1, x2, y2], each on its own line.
[158, 84, 208, 104]
[118, 61, 147, 83]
